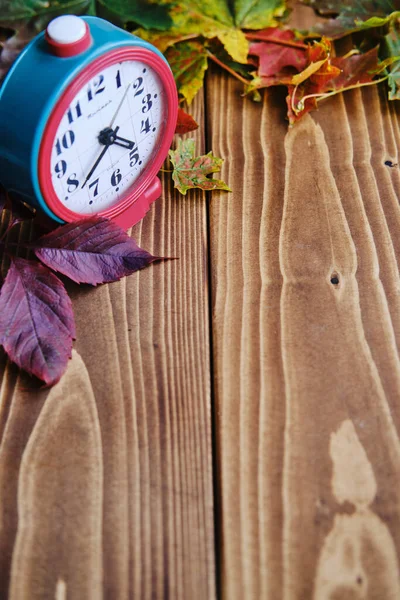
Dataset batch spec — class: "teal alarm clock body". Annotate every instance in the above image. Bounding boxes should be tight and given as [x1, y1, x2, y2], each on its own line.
[0, 16, 169, 223]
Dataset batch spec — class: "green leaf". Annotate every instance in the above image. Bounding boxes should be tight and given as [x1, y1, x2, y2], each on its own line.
[234, 0, 287, 29]
[96, 0, 173, 30]
[135, 1, 249, 63]
[165, 40, 208, 104]
[169, 138, 231, 195]
[134, 0, 287, 63]
[0, 0, 92, 22]
[381, 15, 400, 98]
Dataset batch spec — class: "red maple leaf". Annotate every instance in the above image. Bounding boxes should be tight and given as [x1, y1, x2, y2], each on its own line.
[248, 28, 309, 87]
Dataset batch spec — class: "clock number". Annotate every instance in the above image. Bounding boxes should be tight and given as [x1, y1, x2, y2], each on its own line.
[55, 130, 75, 155]
[67, 101, 82, 124]
[140, 118, 151, 134]
[67, 174, 79, 193]
[141, 93, 152, 113]
[116, 70, 122, 89]
[133, 76, 144, 97]
[87, 74, 105, 101]
[129, 144, 140, 167]
[111, 169, 122, 187]
[54, 160, 67, 178]
[88, 178, 99, 197]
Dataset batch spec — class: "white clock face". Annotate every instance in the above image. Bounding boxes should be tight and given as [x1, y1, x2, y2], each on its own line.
[50, 60, 164, 214]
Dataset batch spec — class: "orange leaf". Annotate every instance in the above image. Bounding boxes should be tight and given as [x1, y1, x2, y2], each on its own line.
[175, 107, 199, 134]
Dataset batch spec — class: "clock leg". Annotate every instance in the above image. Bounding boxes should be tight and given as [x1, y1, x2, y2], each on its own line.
[113, 176, 162, 230]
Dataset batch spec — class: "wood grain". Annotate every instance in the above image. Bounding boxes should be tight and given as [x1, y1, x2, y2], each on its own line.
[207, 63, 400, 600]
[0, 94, 215, 599]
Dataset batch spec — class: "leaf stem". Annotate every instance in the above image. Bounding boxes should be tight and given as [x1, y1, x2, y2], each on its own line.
[295, 74, 390, 113]
[207, 51, 251, 85]
[341, 49, 361, 59]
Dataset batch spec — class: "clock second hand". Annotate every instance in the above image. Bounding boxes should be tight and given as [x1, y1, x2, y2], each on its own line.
[81, 82, 132, 188]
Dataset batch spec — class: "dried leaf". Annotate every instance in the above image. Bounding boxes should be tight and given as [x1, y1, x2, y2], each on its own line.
[33, 217, 160, 285]
[286, 46, 388, 124]
[169, 138, 231, 195]
[175, 107, 199, 134]
[0, 258, 75, 385]
[291, 58, 327, 84]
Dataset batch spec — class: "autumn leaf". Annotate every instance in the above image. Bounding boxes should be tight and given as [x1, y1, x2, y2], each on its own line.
[165, 40, 209, 104]
[246, 33, 330, 92]
[302, 0, 400, 38]
[0, 258, 75, 385]
[134, 0, 287, 83]
[169, 138, 231, 195]
[286, 46, 393, 124]
[290, 37, 340, 84]
[247, 28, 308, 88]
[134, 1, 250, 63]
[175, 107, 199, 134]
[33, 217, 161, 285]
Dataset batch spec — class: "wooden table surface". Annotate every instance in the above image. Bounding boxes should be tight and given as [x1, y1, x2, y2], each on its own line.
[2, 4, 400, 599]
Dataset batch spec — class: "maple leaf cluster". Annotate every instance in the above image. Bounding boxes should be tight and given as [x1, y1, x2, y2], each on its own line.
[246, 29, 398, 123]
[0, 192, 161, 386]
[128, 0, 400, 124]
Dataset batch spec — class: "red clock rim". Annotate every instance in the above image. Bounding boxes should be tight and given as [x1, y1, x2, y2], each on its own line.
[38, 46, 177, 222]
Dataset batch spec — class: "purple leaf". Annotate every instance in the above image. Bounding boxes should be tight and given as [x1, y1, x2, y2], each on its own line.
[0, 258, 76, 385]
[33, 217, 160, 285]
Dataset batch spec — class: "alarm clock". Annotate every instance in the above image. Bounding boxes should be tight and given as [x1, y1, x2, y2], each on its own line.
[0, 15, 178, 228]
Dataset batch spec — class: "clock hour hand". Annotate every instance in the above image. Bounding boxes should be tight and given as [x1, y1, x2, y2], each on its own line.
[81, 126, 120, 188]
[113, 134, 135, 150]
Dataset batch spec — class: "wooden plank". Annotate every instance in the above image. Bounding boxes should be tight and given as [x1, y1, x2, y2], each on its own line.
[207, 50, 400, 600]
[0, 94, 215, 599]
